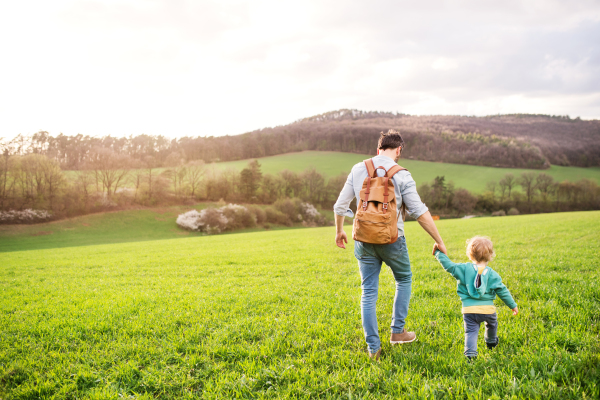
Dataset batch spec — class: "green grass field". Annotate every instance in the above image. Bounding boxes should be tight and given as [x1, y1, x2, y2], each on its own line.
[0, 204, 323, 253]
[209, 151, 600, 193]
[1, 211, 599, 398]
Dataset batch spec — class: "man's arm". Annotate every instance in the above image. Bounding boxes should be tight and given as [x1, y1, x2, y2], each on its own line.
[333, 171, 355, 249]
[418, 211, 447, 255]
[396, 171, 447, 255]
[335, 214, 347, 249]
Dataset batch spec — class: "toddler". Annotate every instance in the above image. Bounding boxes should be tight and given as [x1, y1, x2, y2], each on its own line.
[433, 237, 518, 359]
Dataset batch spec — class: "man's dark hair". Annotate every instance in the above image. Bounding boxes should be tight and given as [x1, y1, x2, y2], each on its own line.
[378, 129, 404, 151]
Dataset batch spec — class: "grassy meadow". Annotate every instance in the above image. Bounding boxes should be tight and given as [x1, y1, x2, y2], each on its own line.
[0, 205, 337, 253]
[208, 151, 600, 193]
[1, 211, 599, 398]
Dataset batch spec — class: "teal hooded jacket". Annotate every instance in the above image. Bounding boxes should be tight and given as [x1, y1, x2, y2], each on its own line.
[434, 250, 517, 309]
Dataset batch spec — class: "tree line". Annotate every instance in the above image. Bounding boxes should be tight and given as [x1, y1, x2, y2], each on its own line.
[0, 151, 347, 219]
[6, 108, 599, 172]
[1, 150, 598, 223]
[419, 173, 600, 217]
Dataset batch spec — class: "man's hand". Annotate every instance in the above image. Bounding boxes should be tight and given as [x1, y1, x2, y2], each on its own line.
[335, 231, 348, 249]
[432, 242, 448, 256]
[512, 307, 519, 316]
[417, 211, 447, 256]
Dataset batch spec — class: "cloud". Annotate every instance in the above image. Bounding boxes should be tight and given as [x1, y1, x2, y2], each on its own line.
[0, 0, 599, 140]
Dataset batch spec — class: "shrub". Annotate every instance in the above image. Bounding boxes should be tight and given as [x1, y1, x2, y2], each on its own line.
[274, 198, 328, 226]
[247, 205, 266, 224]
[199, 208, 230, 234]
[221, 204, 256, 229]
[176, 209, 202, 231]
[177, 204, 257, 234]
[300, 202, 328, 226]
[265, 207, 291, 226]
[453, 189, 478, 215]
[491, 210, 506, 217]
[507, 207, 520, 216]
[274, 198, 303, 223]
[0, 209, 53, 224]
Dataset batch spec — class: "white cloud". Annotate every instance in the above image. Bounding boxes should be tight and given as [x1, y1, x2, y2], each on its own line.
[432, 58, 459, 71]
[0, 0, 599, 140]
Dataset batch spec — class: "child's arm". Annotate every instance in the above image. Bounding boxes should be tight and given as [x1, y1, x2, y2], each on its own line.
[433, 246, 462, 278]
[491, 273, 518, 312]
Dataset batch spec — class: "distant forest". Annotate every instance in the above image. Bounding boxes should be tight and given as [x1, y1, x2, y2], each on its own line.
[2, 110, 599, 170]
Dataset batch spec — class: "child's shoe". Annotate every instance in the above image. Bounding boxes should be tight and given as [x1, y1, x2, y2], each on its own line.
[485, 337, 499, 350]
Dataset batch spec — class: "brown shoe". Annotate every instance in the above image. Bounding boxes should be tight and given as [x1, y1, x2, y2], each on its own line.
[390, 328, 416, 344]
[368, 348, 381, 361]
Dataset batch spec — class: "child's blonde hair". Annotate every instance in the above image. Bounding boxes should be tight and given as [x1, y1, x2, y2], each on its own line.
[466, 236, 495, 263]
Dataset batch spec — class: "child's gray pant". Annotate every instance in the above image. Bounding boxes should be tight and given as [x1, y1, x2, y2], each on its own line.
[463, 313, 498, 357]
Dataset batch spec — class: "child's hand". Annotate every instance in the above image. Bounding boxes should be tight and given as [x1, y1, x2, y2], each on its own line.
[512, 307, 518, 315]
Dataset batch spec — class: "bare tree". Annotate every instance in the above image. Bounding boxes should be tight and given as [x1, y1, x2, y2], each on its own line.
[260, 173, 284, 204]
[75, 168, 95, 209]
[128, 159, 145, 202]
[535, 173, 554, 202]
[498, 179, 507, 202]
[143, 155, 158, 202]
[500, 173, 515, 200]
[90, 148, 131, 197]
[519, 172, 537, 211]
[301, 168, 325, 204]
[452, 188, 477, 216]
[486, 181, 497, 200]
[186, 160, 205, 199]
[40, 156, 65, 209]
[0, 139, 15, 209]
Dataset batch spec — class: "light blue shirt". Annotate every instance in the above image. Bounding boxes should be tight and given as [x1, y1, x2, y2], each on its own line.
[333, 155, 429, 237]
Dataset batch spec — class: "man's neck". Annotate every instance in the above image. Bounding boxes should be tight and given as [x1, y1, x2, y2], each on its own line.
[377, 149, 399, 161]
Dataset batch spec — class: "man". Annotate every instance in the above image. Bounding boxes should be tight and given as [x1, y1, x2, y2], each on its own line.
[333, 129, 447, 360]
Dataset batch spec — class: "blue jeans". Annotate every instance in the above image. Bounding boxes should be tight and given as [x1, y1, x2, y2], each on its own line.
[463, 313, 499, 358]
[354, 237, 412, 354]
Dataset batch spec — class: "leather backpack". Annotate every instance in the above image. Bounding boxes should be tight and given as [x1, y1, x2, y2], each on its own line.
[352, 158, 407, 244]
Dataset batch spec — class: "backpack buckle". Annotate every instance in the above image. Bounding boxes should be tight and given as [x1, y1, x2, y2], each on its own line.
[362, 201, 368, 210]
[382, 203, 388, 210]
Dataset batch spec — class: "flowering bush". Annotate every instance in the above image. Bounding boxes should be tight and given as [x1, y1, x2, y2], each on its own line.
[176, 209, 203, 231]
[197, 208, 230, 234]
[176, 204, 256, 234]
[0, 209, 53, 224]
[177, 200, 328, 234]
[273, 198, 328, 227]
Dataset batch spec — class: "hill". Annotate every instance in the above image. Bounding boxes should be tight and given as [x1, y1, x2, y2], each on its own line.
[7, 110, 600, 170]
[0, 203, 326, 253]
[1, 211, 598, 398]
[209, 151, 600, 193]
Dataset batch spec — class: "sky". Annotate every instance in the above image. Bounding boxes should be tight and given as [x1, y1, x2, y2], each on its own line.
[1, 0, 599, 140]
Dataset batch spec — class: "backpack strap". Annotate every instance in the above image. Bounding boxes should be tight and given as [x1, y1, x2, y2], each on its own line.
[361, 159, 377, 211]
[386, 164, 407, 178]
[386, 165, 408, 218]
[364, 159, 376, 178]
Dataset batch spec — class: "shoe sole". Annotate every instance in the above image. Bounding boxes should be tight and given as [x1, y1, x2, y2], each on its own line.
[390, 337, 417, 344]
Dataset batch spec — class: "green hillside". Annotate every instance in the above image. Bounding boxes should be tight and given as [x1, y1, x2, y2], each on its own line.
[0, 204, 312, 253]
[208, 151, 600, 193]
[1, 212, 598, 398]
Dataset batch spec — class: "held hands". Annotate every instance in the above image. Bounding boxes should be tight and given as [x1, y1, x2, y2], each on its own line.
[512, 307, 519, 316]
[432, 242, 448, 256]
[335, 231, 348, 249]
